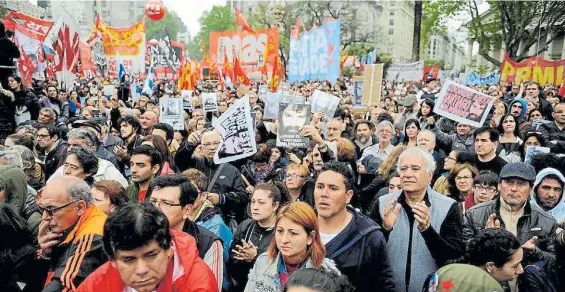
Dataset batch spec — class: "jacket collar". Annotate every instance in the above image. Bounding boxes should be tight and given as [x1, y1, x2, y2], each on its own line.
[62, 205, 106, 245]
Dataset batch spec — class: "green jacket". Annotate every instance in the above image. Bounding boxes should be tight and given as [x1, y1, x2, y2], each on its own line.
[125, 183, 140, 203]
[0, 165, 28, 216]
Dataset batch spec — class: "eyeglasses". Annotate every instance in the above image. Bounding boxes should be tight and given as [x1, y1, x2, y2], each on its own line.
[473, 185, 497, 193]
[202, 142, 220, 148]
[37, 201, 75, 216]
[37, 134, 51, 139]
[285, 173, 305, 180]
[149, 199, 183, 210]
[456, 176, 473, 181]
[445, 156, 456, 162]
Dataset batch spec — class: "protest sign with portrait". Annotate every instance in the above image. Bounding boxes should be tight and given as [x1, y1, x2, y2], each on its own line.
[213, 95, 257, 164]
[181, 90, 193, 110]
[159, 98, 184, 130]
[433, 80, 495, 127]
[310, 90, 340, 119]
[276, 103, 311, 148]
[203, 93, 218, 112]
[263, 93, 306, 120]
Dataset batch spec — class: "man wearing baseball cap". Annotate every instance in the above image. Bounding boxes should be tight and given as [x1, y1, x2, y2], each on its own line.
[463, 162, 558, 265]
[393, 94, 418, 131]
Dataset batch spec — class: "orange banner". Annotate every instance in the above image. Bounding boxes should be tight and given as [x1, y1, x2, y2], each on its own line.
[79, 41, 97, 78]
[209, 29, 279, 80]
[500, 53, 565, 86]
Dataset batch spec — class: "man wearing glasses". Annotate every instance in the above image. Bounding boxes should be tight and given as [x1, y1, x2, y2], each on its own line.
[36, 176, 107, 291]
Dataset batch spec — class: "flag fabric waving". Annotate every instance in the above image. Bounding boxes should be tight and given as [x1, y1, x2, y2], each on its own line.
[223, 48, 234, 84]
[143, 62, 154, 95]
[291, 17, 301, 40]
[14, 38, 35, 88]
[270, 54, 279, 92]
[53, 8, 80, 92]
[201, 40, 211, 68]
[260, 39, 269, 76]
[116, 52, 127, 82]
[234, 57, 250, 85]
[234, 8, 255, 33]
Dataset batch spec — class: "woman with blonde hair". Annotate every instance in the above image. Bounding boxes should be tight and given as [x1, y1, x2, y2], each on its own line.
[245, 202, 339, 292]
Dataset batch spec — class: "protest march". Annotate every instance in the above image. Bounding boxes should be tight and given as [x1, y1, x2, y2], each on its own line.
[1, 1, 565, 292]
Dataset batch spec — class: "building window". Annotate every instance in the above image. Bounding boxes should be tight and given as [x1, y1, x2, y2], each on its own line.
[389, 19, 394, 25]
[390, 11, 395, 16]
[101, 0, 106, 7]
[388, 28, 394, 35]
[102, 11, 108, 17]
[390, 2, 396, 6]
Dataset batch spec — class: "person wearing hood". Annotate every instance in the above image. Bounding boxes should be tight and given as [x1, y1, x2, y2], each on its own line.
[539, 103, 565, 154]
[0, 165, 30, 218]
[531, 168, 565, 223]
[508, 98, 532, 138]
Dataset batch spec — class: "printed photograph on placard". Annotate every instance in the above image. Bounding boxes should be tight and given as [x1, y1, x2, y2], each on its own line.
[181, 90, 193, 110]
[276, 103, 311, 148]
[203, 93, 218, 112]
[159, 98, 184, 130]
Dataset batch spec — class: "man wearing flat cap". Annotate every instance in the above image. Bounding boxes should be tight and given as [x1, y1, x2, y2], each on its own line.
[463, 162, 558, 265]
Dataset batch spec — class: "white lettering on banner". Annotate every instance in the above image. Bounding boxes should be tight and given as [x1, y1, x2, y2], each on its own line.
[217, 33, 268, 64]
[27, 21, 50, 35]
[311, 29, 327, 55]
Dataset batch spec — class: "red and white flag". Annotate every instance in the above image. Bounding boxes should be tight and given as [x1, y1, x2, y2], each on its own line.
[13, 37, 35, 88]
[52, 9, 80, 91]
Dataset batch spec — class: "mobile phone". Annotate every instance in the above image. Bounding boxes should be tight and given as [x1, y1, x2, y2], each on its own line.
[92, 109, 101, 118]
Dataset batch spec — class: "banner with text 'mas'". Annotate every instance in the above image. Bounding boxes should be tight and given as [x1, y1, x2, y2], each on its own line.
[287, 18, 341, 83]
[209, 29, 279, 80]
[500, 53, 565, 86]
[88, 15, 146, 78]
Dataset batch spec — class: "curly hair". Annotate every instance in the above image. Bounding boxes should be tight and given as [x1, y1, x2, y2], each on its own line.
[452, 228, 521, 268]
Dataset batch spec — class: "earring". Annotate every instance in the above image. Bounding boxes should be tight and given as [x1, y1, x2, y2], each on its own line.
[487, 268, 492, 274]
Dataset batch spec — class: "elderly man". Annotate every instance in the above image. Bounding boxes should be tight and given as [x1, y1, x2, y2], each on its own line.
[464, 162, 558, 265]
[36, 176, 107, 291]
[174, 130, 248, 223]
[371, 147, 464, 292]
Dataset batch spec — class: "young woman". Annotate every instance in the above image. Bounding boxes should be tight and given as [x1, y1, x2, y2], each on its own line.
[528, 109, 543, 123]
[91, 180, 129, 215]
[446, 164, 478, 211]
[229, 184, 281, 292]
[417, 98, 438, 129]
[521, 131, 546, 159]
[245, 202, 340, 292]
[497, 114, 523, 163]
[454, 228, 524, 288]
[7, 75, 39, 125]
[402, 118, 421, 147]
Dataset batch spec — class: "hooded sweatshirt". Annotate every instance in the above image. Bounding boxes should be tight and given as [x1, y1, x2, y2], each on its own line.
[508, 98, 532, 136]
[0, 165, 29, 216]
[531, 168, 565, 222]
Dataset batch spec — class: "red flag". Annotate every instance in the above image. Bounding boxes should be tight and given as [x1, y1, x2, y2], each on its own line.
[270, 54, 279, 92]
[201, 40, 211, 69]
[291, 17, 301, 40]
[340, 52, 349, 73]
[223, 48, 234, 84]
[234, 57, 250, 85]
[235, 8, 255, 33]
[559, 75, 565, 97]
[217, 66, 225, 91]
[14, 39, 35, 88]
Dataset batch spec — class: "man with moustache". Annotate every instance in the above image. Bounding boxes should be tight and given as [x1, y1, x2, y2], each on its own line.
[508, 98, 532, 137]
[530, 168, 565, 222]
[352, 120, 376, 161]
[279, 103, 308, 135]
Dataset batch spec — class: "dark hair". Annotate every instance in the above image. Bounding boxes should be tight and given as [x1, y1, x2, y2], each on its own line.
[46, 85, 59, 95]
[252, 143, 271, 164]
[68, 146, 99, 185]
[92, 180, 129, 207]
[153, 123, 174, 141]
[474, 126, 500, 142]
[319, 161, 355, 191]
[141, 135, 170, 164]
[417, 98, 435, 118]
[387, 170, 400, 184]
[456, 151, 476, 164]
[534, 173, 565, 195]
[0, 203, 32, 254]
[497, 114, 520, 138]
[528, 109, 542, 121]
[103, 202, 172, 259]
[403, 118, 421, 145]
[6, 133, 34, 151]
[131, 144, 163, 170]
[117, 116, 141, 134]
[456, 228, 521, 268]
[39, 124, 61, 140]
[474, 171, 499, 187]
[447, 164, 478, 202]
[283, 268, 354, 292]
[147, 174, 198, 206]
[254, 183, 282, 205]
[354, 119, 374, 132]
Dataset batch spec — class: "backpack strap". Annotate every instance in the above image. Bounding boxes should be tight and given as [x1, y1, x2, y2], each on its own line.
[207, 163, 226, 192]
[328, 226, 379, 259]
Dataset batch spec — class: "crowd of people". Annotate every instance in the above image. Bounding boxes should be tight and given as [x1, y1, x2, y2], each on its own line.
[2, 19, 565, 292]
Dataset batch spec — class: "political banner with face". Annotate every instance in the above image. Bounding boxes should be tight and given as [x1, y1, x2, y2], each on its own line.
[263, 93, 306, 120]
[146, 38, 185, 79]
[159, 98, 184, 130]
[433, 80, 495, 127]
[353, 79, 364, 106]
[287, 19, 341, 83]
[310, 90, 340, 119]
[277, 103, 311, 148]
[385, 61, 424, 81]
[213, 95, 257, 164]
[182, 90, 193, 110]
[466, 70, 500, 86]
[203, 93, 218, 112]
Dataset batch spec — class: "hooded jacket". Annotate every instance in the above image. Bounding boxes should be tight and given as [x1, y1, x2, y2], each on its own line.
[0, 165, 29, 217]
[508, 98, 533, 137]
[325, 207, 396, 292]
[531, 168, 565, 222]
[76, 229, 219, 292]
[47, 158, 129, 188]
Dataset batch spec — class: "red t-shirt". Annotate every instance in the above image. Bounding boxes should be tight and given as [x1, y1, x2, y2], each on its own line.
[138, 190, 148, 202]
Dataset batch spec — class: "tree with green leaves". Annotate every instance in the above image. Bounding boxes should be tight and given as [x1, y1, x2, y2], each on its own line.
[187, 5, 236, 61]
[139, 10, 180, 42]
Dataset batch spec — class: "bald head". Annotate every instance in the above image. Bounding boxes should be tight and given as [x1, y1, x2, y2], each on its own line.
[43, 176, 93, 205]
[141, 111, 158, 130]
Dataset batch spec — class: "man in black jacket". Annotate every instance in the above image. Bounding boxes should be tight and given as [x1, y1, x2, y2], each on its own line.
[464, 162, 558, 265]
[315, 161, 395, 292]
[0, 21, 20, 89]
[175, 130, 248, 223]
[36, 125, 66, 180]
[539, 103, 565, 154]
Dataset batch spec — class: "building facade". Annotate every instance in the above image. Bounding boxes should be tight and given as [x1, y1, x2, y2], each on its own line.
[378, 0, 415, 63]
[424, 31, 466, 71]
[1, 0, 45, 18]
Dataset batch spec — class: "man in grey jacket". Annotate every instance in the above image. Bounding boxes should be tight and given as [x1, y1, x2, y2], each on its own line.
[427, 116, 475, 153]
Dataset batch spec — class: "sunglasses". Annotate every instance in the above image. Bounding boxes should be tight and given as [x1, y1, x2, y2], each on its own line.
[37, 201, 75, 216]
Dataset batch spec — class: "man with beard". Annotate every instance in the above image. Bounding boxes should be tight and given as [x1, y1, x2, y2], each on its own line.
[126, 145, 162, 203]
[114, 116, 142, 178]
[353, 120, 376, 161]
[531, 168, 565, 223]
[174, 130, 248, 223]
[37, 125, 66, 180]
[508, 98, 532, 137]
[280, 103, 308, 135]
[38, 85, 70, 124]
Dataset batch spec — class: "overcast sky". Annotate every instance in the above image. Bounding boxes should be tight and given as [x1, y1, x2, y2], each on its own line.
[163, 0, 227, 36]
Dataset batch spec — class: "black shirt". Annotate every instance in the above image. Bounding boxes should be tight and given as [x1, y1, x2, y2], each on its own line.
[474, 155, 508, 174]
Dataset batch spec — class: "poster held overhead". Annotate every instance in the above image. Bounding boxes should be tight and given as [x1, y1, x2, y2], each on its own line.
[213, 95, 257, 164]
[362, 64, 384, 106]
[310, 90, 340, 119]
[432, 80, 495, 128]
[159, 98, 184, 130]
[181, 90, 193, 110]
[276, 103, 311, 148]
[385, 61, 424, 81]
[263, 93, 306, 120]
[202, 93, 218, 112]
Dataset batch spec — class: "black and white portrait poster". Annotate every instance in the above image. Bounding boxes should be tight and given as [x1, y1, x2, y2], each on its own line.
[147, 36, 180, 73]
[277, 103, 311, 148]
[203, 93, 218, 112]
[264, 93, 306, 120]
[310, 90, 340, 119]
[159, 98, 184, 130]
[278, 83, 291, 95]
[213, 95, 257, 164]
[182, 90, 193, 110]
